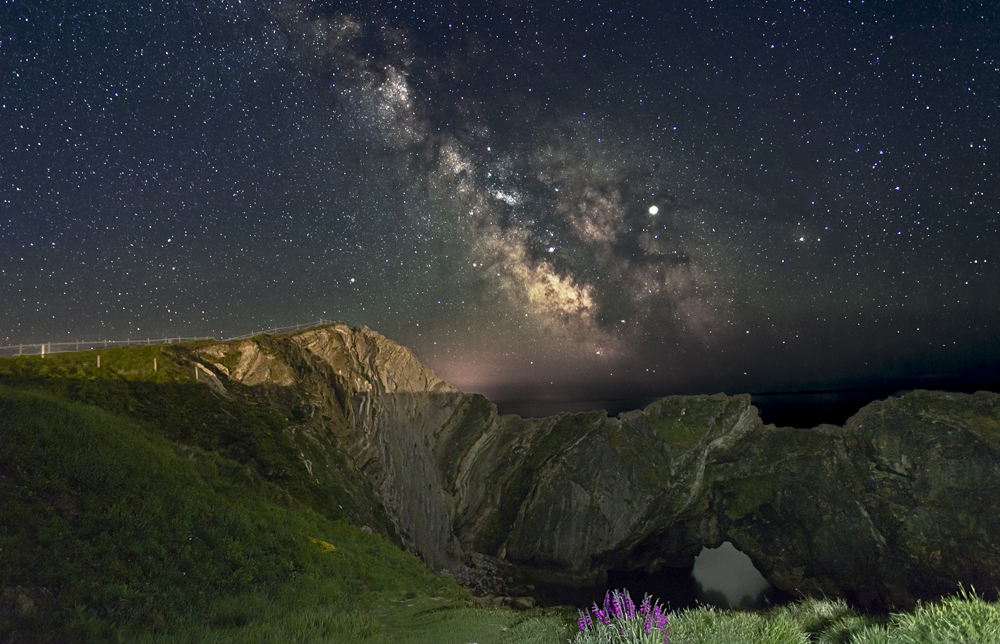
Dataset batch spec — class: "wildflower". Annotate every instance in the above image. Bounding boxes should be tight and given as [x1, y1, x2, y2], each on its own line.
[576, 588, 669, 644]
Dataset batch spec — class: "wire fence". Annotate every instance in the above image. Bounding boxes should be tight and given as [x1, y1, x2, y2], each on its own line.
[0, 319, 337, 358]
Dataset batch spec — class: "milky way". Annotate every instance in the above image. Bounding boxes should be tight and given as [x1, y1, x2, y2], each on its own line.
[2, 1, 998, 405]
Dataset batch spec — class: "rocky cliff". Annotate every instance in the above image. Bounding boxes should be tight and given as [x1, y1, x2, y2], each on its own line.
[193, 324, 1000, 610]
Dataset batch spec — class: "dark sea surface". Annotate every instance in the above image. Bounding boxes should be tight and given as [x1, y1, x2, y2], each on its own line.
[494, 382, 1000, 428]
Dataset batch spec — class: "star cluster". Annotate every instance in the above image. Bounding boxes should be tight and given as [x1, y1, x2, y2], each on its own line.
[2, 0, 998, 406]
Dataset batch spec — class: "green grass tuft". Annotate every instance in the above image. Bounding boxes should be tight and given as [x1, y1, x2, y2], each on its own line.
[885, 585, 1000, 643]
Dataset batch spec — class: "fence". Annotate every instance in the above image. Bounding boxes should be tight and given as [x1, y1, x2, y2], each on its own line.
[0, 319, 337, 358]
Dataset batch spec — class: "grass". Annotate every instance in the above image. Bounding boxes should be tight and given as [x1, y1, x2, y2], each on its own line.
[0, 384, 466, 642]
[566, 592, 1000, 643]
[0, 346, 574, 643]
[3, 341, 1000, 642]
[0, 344, 398, 536]
[126, 595, 569, 643]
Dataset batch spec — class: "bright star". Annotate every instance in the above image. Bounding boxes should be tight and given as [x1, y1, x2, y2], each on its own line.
[649, 206, 659, 215]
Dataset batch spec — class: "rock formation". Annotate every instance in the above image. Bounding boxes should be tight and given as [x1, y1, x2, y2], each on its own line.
[194, 324, 1000, 610]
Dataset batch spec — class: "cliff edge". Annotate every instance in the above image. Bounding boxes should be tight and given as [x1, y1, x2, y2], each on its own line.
[192, 323, 1000, 610]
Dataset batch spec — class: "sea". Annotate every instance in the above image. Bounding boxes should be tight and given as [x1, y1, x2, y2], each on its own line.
[494, 382, 1000, 428]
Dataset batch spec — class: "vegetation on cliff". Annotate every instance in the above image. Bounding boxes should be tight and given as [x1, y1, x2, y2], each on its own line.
[0, 383, 472, 641]
[2, 330, 1000, 642]
[0, 338, 572, 643]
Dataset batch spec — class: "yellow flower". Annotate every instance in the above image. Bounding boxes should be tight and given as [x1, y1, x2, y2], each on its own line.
[310, 537, 337, 553]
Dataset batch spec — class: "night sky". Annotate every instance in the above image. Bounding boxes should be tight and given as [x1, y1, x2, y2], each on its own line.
[3, 1, 998, 407]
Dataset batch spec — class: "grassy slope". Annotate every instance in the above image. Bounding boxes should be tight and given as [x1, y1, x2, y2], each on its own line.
[0, 343, 394, 537]
[0, 347, 571, 642]
[0, 385, 475, 641]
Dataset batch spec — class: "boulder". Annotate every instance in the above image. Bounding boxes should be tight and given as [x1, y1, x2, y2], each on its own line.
[514, 596, 537, 610]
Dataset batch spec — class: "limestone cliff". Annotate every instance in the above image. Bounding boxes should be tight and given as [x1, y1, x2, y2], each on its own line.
[193, 324, 1000, 610]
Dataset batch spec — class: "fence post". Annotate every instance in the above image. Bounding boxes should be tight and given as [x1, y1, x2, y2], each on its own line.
[97, 355, 100, 368]
[41, 344, 45, 359]
[154, 358, 157, 372]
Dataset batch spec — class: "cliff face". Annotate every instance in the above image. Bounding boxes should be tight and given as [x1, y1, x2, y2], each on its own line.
[194, 324, 1000, 609]
[198, 324, 463, 567]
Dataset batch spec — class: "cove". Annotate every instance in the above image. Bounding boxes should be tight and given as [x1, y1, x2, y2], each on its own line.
[526, 542, 793, 611]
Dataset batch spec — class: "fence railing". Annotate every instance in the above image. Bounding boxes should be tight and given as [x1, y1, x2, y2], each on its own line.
[0, 319, 337, 358]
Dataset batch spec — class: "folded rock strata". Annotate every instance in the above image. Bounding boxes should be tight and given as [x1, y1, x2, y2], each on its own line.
[196, 324, 1000, 610]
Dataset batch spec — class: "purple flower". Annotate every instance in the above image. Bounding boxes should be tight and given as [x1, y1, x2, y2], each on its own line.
[579, 588, 669, 642]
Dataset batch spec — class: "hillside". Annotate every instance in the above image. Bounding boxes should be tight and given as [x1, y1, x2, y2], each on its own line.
[3, 322, 1000, 642]
[0, 325, 573, 642]
[0, 385, 476, 642]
